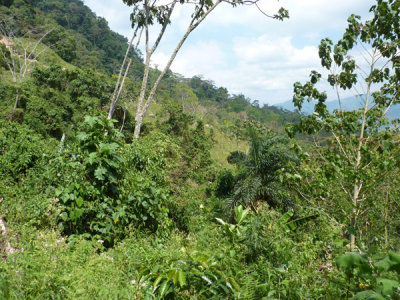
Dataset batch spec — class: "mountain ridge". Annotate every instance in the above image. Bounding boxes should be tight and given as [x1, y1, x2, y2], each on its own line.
[274, 95, 400, 120]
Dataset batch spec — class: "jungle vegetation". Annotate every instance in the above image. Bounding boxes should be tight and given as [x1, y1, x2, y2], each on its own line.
[0, 0, 399, 299]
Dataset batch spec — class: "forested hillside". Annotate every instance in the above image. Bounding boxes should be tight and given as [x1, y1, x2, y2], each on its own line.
[1, 0, 400, 299]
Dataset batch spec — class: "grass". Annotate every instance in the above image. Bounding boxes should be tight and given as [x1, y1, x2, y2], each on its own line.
[210, 126, 248, 169]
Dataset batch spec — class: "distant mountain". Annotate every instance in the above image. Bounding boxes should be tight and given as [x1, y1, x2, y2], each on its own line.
[274, 96, 400, 120]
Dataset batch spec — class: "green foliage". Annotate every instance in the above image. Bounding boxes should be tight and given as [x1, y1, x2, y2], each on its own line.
[121, 137, 171, 234]
[214, 169, 236, 198]
[0, 121, 61, 231]
[162, 100, 193, 136]
[35, 0, 142, 74]
[214, 204, 346, 298]
[0, 42, 11, 69]
[160, 102, 215, 183]
[138, 256, 239, 299]
[0, 119, 55, 180]
[215, 205, 250, 243]
[43, 26, 77, 62]
[227, 150, 246, 166]
[54, 115, 172, 244]
[2, 1, 400, 299]
[55, 114, 124, 244]
[19, 65, 113, 137]
[1, 231, 137, 299]
[278, 210, 320, 231]
[288, 0, 400, 249]
[183, 120, 214, 182]
[225, 124, 298, 212]
[336, 252, 400, 299]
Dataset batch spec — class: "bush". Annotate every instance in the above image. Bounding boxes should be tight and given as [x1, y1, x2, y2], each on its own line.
[121, 139, 172, 234]
[214, 169, 236, 198]
[0, 119, 55, 181]
[55, 114, 172, 244]
[55, 114, 125, 244]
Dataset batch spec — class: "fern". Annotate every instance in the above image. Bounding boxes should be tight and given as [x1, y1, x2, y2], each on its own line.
[237, 272, 259, 300]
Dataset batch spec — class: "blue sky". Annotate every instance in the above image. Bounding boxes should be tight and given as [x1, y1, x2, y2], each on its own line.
[83, 0, 375, 105]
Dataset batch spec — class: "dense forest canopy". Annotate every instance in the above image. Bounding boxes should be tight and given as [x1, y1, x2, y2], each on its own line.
[0, 0, 399, 299]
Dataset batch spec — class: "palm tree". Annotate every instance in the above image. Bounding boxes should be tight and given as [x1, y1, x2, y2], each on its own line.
[228, 125, 298, 213]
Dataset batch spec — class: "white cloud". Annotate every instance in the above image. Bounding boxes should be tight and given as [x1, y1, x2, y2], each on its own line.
[151, 40, 228, 74]
[207, 0, 374, 32]
[152, 35, 322, 104]
[233, 36, 319, 68]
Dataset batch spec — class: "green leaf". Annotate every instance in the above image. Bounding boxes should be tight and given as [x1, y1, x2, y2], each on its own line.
[277, 210, 294, 224]
[159, 280, 169, 297]
[235, 205, 249, 224]
[84, 115, 96, 127]
[228, 277, 240, 291]
[60, 212, 68, 221]
[215, 218, 226, 226]
[178, 270, 186, 287]
[173, 270, 179, 285]
[153, 275, 163, 288]
[376, 252, 400, 273]
[201, 276, 212, 285]
[375, 278, 399, 296]
[285, 214, 319, 231]
[167, 270, 175, 282]
[55, 188, 62, 197]
[77, 132, 89, 141]
[352, 290, 385, 300]
[94, 166, 107, 181]
[197, 257, 209, 269]
[87, 152, 98, 164]
[76, 197, 83, 208]
[336, 252, 369, 270]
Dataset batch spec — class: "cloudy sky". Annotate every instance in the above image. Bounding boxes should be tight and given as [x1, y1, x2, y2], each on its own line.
[83, 0, 375, 105]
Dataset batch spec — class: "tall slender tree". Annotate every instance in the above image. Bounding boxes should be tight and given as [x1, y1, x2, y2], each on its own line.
[118, 0, 288, 138]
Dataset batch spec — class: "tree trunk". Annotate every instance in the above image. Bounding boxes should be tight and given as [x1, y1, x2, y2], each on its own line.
[348, 52, 376, 251]
[59, 133, 66, 154]
[134, 112, 144, 139]
[108, 58, 132, 119]
[350, 183, 360, 251]
[385, 190, 388, 249]
[132, 0, 221, 139]
[108, 26, 139, 120]
[9, 87, 20, 122]
[120, 109, 126, 133]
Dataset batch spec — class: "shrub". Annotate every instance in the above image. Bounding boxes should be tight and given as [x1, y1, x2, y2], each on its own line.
[55, 114, 172, 244]
[214, 169, 236, 198]
[55, 114, 125, 244]
[0, 119, 55, 181]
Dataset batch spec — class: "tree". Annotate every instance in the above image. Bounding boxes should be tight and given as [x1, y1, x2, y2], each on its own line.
[174, 82, 198, 114]
[107, 24, 142, 120]
[287, 0, 400, 250]
[227, 122, 298, 213]
[0, 19, 53, 121]
[119, 0, 289, 138]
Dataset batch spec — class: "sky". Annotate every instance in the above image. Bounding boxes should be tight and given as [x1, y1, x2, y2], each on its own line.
[82, 0, 376, 105]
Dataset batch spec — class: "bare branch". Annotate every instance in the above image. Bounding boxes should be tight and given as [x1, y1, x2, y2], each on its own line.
[108, 25, 140, 119]
[138, 0, 223, 130]
[111, 58, 132, 118]
[149, 0, 178, 54]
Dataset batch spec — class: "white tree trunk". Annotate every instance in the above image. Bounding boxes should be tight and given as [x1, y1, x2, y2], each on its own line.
[133, 0, 222, 138]
[9, 87, 19, 122]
